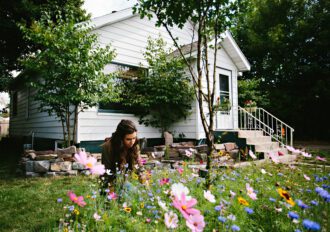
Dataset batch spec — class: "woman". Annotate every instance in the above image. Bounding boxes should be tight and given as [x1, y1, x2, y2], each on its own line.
[101, 119, 145, 188]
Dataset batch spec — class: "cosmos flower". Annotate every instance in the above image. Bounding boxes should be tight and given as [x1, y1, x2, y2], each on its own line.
[172, 192, 200, 220]
[316, 156, 326, 162]
[74, 151, 105, 175]
[246, 183, 257, 200]
[67, 191, 86, 207]
[160, 178, 170, 186]
[268, 152, 280, 164]
[186, 213, 205, 232]
[164, 211, 178, 229]
[93, 212, 101, 221]
[203, 190, 216, 203]
[171, 183, 191, 201]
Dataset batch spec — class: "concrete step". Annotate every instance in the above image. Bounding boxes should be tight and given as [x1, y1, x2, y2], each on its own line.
[238, 130, 264, 138]
[246, 136, 272, 144]
[255, 142, 279, 152]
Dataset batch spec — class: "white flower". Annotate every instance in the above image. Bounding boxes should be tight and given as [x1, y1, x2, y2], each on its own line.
[170, 183, 191, 200]
[93, 212, 101, 221]
[164, 211, 178, 229]
[203, 190, 216, 203]
[157, 197, 168, 211]
[227, 214, 236, 221]
[261, 169, 267, 174]
[136, 211, 143, 216]
[249, 150, 257, 160]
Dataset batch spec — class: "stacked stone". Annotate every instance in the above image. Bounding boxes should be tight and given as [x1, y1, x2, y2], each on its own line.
[20, 146, 102, 177]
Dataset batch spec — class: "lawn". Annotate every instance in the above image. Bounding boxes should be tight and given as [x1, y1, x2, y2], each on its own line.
[0, 147, 329, 232]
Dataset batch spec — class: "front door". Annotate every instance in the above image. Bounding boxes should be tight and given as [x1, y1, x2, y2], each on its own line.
[216, 68, 234, 129]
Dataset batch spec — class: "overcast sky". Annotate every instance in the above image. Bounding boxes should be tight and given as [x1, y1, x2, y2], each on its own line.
[83, 0, 137, 18]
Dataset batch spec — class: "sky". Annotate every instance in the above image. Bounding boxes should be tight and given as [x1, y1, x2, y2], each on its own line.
[83, 0, 137, 18]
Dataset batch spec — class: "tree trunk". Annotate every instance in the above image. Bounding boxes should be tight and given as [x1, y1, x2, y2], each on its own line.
[72, 105, 78, 145]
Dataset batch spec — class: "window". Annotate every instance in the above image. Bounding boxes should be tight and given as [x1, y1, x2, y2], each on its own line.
[219, 74, 231, 113]
[98, 63, 147, 113]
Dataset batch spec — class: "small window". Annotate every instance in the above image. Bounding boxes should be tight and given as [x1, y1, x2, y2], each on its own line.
[99, 63, 146, 113]
[12, 91, 18, 117]
[219, 74, 231, 113]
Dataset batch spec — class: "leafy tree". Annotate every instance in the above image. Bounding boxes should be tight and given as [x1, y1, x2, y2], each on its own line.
[234, 0, 330, 140]
[134, 0, 237, 187]
[20, 8, 115, 146]
[119, 37, 194, 134]
[238, 79, 269, 108]
[0, 0, 88, 92]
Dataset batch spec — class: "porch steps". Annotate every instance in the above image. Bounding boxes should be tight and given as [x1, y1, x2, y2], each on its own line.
[238, 130, 288, 156]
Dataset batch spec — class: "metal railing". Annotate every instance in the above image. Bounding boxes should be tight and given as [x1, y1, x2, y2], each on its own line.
[237, 106, 274, 139]
[240, 106, 294, 147]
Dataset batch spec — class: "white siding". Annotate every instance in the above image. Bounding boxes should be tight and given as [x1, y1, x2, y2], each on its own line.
[78, 15, 198, 142]
[196, 46, 239, 139]
[9, 88, 66, 140]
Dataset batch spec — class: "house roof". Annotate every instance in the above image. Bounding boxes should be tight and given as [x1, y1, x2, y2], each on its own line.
[90, 8, 251, 72]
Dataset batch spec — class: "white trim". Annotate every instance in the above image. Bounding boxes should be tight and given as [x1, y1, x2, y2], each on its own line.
[224, 31, 251, 71]
[90, 8, 135, 30]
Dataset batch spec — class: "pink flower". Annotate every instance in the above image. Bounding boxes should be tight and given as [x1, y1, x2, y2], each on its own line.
[278, 151, 284, 156]
[301, 151, 312, 158]
[108, 192, 117, 200]
[164, 211, 179, 229]
[230, 190, 236, 198]
[177, 167, 184, 175]
[246, 183, 257, 200]
[268, 152, 280, 164]
[303, 174, 310, 181]
[248, 150, 257, 160]
[67, 191, 86, 207]
[160, 178, 170, 186]
[137, 156, 147, 165]
[74, 151, 105, 175]
[316, 156, 326, 162]
[186, 213, 205, 232]
[172, 192, 200, 220]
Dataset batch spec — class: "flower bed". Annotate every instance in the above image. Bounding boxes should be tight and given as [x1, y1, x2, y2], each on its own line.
[55, 149, 330, 232]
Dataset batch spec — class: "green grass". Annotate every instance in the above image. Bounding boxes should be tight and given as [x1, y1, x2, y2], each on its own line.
[0, 148, 329, 231]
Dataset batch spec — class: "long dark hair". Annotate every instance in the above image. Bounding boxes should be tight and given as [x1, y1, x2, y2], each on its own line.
[110, 119, 139, 171]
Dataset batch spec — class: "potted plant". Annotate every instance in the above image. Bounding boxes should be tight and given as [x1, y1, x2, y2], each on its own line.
[214, 97, 231, 112]
[244, 100, 257, 113]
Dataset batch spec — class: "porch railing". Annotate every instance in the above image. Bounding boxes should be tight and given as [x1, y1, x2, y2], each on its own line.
[238, 106, 294, 147]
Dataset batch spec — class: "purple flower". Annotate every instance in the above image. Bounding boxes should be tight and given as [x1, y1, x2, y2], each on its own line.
[296, 200, 309, 209]
[288, 211, 299, 219]
[215, 205, 222, 211]
[269, 197, 276, 202]
[302, 219, 320, 231]
[244, 207, 254, 214]
[57, 198, 63, 203]
[310, 200, 318, 206]
[231, 225, 240, 231]
[218, 216, 227, 223]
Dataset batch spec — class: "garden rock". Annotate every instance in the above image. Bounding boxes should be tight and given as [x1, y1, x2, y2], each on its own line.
[35, 154, 58, 160]
[50, 162, 61, 172]
[56, 146, 76, 155]
[45, 172, 57, 177]
[34, 161, 50, 173]
[58, 153, 73, 159]
[59, 161, 72, 171]
[25, 161, 34, 172]
[72, 162, 85, 170]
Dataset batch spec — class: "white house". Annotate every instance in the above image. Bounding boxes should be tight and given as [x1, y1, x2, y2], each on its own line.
[9, 8, 252, 151]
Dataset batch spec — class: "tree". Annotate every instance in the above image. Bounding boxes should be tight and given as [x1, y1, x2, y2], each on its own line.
[134, 0, 237, 187]
[234, 0, 330, 139]
[20, 7, 115, 146]
[119, 36, 194, 134]
[0, 0, 88, 92]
